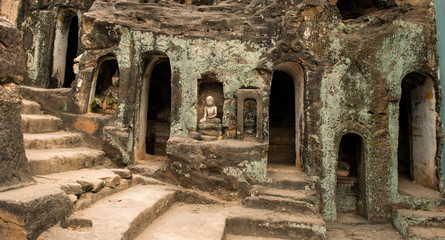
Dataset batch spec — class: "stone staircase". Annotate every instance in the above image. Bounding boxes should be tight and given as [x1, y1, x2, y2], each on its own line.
[2, 100, 327, 239]
[393, 177, 445, 240]
[21, 100, 106, 175]
[231, 164, 326, 239]
[32, 163, 326, 240]
[393, 207, 445, 240]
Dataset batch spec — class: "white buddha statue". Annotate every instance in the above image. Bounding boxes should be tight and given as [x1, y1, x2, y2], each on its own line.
[200, 96, 220, 123]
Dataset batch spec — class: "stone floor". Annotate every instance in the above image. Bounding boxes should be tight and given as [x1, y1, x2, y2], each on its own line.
[326, 214, 404, 240]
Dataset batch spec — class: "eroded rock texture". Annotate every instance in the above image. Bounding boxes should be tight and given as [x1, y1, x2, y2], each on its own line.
[16, 0, 443, 222]
[0, 18, 33, 190]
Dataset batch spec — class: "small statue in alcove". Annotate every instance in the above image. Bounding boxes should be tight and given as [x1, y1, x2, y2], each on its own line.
[243, 99, 257, 135]
[200, 96, 221, 123]
[337, 150, 351, 177]
[100, 70, 119, 113]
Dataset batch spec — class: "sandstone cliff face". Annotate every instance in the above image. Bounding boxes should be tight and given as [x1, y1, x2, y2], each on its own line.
[0, 18, 34, 190]
[69, 0, 441, 221]
[17, 0, 442, 221]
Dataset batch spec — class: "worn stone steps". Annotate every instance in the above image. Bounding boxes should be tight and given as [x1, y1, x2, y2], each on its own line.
[136, 203, 227, 240]
[21, 99, 42, 114]
[0, 166, 167, 239]
[243, 195, 317, 214]
[398, 177, 445, 208]
[225, 207, 326, 239]
[23, 131, 85, 149]
[393, 208, 445, 240]
[250, 187, 319, 204]
[0, 184, 72, 240]
[38, 184, 176, 240]
[21, 114, 63, 133]
[266, 164, 315, 191]
[224, 235, 285, 240]
[408, 226, 445, 240]
[244, 186, 319, 215]
[33, 168, 148, 211]
[395, 209, 445, 228]
[137, 203, 326, 240]
[26, 148, 106, 175]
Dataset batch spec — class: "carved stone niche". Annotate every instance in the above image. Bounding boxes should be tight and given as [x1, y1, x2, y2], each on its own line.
[237, 89, 263, 141]
[197, 73, 224, 140]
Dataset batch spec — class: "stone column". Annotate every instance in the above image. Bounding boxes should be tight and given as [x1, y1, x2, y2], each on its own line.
[0, 17, 34, 191]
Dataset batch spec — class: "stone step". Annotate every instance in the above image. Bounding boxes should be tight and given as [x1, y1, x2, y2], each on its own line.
[225, 207, 326, 239]
[224, 235, 286, 240]
[23, 131, 85, 150]
[26, 148, 106, 175]
[408, 226, 445, 240]
[396, 209, 445, 228]
[21, 114, 62, 133]
[38, 184, 176, 240]
[0, 168, 167, 240]
[393, 208, 445, 239]
[250, 187, 318, 202]
[243, 195, 317, 214]
[398, 177, 445, 208]
[0, 184, 72, 240]
[136, 203, 227, 240]
[33, 168, 145, 212]
[21, 99, 42, 114]
[249, 186, 319, 208]
[266, 164, 315, 191]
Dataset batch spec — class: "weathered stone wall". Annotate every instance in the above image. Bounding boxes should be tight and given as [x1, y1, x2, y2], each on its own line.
[314, 3, 441, 221]
[167, 137, 268, 193]
[0, 18, 34, 191]
[64, 0, 442, 222]
[20, 0, 94, 87]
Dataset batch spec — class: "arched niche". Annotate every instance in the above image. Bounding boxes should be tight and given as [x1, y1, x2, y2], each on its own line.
[88, 56, 119, 115]
[197, 73, 223, 125]
[269, 62, 304, 169]
[51, 9, 79, 88]
[398, 72, 439, 190]
[237, 88, 263, 142]
[134, 52, 172, 161]
[336, 133, 366, 217]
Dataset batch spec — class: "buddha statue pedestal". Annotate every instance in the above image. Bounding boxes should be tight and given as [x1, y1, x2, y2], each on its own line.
[199, 119, 222, 141]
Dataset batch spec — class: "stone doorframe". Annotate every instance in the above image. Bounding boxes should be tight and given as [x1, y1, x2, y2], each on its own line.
[271, 62, 305, 169]
[398, 72, 439, 190]
[133, 53, 170, 161]
[51, 8, 78, 88]
[322, 121, 371, 221]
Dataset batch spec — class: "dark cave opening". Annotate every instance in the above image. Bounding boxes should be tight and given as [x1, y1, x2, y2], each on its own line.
[268, 70, 296, 165]
[336, 0, 378, 20]
[146, 60, 172, 156]
[63, 15, 78, 88]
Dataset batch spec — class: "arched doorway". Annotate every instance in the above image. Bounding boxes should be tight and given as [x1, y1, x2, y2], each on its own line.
[336, 133, 366, 216]
[269, 71, 295, 165]
[398, 73, 438, 190]
[135, 53, 172, 160]
[63, 15, 78, 88]
[51, 11, 79, 88]
[268, 63, 304, 168]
